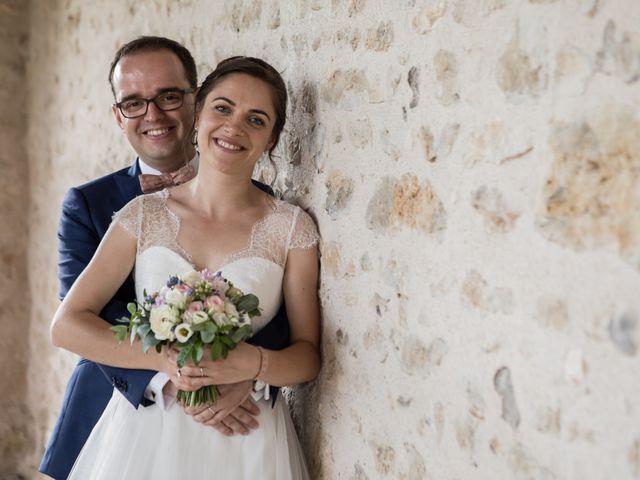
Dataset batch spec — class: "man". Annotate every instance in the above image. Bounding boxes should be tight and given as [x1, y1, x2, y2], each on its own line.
[40, 36, 289, 479]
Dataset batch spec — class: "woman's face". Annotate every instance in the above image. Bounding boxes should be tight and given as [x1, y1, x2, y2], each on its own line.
[195, 73, 276, 175]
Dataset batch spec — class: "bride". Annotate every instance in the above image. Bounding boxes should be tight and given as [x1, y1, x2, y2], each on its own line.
[51, 56, 320, 479]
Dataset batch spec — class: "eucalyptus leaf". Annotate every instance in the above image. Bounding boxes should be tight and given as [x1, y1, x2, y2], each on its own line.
[211, 339, 222, 360]
[141, 333, 160, 353]
[193, 342, 204, 364]
[236, 294, 259, 313]
[200, 322, 216, 344]
[177, 344, 193, 368]
[127, 302, 138, 315]
[231, 325, 252, 343]
[111, 325, 129, 342]
[137, 323, 151, 338]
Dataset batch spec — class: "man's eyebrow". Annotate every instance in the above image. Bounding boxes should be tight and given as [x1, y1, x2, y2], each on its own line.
[212, 96, 272, 121]
[117, 87, 185, 103]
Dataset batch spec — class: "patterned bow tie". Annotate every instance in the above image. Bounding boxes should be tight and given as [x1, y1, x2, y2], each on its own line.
[138, 163, 196, 194]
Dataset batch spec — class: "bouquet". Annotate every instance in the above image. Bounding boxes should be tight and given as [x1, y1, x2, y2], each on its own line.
[112, 269, 260, 406]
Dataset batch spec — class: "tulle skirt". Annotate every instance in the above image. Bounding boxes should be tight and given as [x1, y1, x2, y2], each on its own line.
[68, 389, 309, 480]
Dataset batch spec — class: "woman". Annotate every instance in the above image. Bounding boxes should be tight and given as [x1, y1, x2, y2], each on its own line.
[52, 57, 320, 479]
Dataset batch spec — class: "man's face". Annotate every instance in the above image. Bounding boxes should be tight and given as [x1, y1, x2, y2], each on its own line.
[111, 49, 195, 170]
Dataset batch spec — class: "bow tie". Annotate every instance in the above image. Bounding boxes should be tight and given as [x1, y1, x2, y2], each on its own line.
[138, 163, 196, 194]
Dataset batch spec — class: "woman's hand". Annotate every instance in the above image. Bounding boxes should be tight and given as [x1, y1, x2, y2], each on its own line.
[180, 381, 260, 436]
[167, 342, 261, 391]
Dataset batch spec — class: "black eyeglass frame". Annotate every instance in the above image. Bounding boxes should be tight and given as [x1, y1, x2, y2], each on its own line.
[114, 88, 195, 118]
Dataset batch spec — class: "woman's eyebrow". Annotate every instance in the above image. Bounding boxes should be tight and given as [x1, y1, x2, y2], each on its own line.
[212, 96, 271, 121]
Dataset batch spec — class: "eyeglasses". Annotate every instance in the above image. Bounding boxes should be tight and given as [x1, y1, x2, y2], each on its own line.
[115, 89, 194, 118]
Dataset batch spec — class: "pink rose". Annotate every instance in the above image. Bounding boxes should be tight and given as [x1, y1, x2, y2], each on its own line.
[175, 284, 190, 293]
[204, 295, 225, 313]
[188, 301, 204, 312]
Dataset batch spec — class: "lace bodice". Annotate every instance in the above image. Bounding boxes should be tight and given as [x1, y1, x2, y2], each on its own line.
[113, 189, 319, 268]
[112, 189, 319, 333]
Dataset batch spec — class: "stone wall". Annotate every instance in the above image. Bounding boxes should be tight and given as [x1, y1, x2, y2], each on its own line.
[12, 0, 640, 478]
[0, 0, 32, 477]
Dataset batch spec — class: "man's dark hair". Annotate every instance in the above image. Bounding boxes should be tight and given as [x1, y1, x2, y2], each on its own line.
[108, 36, 197, 98]
[195, 56, 288, 161]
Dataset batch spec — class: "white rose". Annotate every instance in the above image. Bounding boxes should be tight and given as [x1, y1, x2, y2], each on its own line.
[149, 305, 178, 341]
[212, 312, 232, 327]
[225, 302, 238, 318]
[191, 310, 210, 325]
[165, 289, 187, 309]
[174, 323, 194, 343]
[180, 270, 202, 287]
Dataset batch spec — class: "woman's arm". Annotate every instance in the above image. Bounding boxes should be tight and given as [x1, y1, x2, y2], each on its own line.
[174, 245, 321, 388]
[51, 221, 166, 373]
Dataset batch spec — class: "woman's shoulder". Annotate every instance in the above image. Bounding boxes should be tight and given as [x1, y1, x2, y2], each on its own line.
[269, 199, 320, 248]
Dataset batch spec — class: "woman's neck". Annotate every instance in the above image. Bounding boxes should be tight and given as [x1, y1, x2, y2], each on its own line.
[186, 166, 260, 219]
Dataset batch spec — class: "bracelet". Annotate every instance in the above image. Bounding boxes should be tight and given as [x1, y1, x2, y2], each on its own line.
[253, 346, 269, 381]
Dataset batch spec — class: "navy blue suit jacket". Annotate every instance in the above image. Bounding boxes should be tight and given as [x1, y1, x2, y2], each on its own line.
[40, 161, 289, 479]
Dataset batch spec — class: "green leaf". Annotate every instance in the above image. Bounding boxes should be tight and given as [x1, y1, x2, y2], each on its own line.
[200, 322, 216, 344]
[220, 343, 229, 359]
[127, 302, 138, 315]
[193, 342, 204, 364]
[177, 344, 193, 368]
[231, 325, 253, 343]
[114, 316, 130, 324]
[221, 336, 235, 347]
[211, 339, 222, 361]
[111, 325, 129, 342]
[141, 333, 160, 353]
[137, 323, 151, 339]
[236, 294, 259, 313]
[155, 343, 163, 353]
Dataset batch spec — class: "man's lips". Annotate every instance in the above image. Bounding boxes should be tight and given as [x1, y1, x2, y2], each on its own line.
[142, 126, 174, 137]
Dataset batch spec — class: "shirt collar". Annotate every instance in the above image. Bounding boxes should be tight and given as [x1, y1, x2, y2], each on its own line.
[138, 152, 199, 175]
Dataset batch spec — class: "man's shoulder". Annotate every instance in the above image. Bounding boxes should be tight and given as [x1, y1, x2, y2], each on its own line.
[71, 165, 133, 195]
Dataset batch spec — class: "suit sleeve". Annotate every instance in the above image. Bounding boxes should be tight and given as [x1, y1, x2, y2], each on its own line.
[58, 187, 155, 407]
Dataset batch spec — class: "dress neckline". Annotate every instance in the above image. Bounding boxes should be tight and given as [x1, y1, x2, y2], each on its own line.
[157, 188, 283, 273]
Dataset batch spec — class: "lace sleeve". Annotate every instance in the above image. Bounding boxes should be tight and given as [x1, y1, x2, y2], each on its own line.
[111, 195, 143, 240]
[288, 207, 320, 250]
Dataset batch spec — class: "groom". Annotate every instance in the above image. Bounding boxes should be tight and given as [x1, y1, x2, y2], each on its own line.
[40, 36, 289, 479]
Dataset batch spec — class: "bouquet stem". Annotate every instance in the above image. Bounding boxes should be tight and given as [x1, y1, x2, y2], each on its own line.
[177, 385, 219, 407]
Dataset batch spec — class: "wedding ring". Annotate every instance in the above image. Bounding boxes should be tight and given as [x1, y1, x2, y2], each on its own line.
[177, 369, 182, 378]
[207, 406, 216, 416]
[199, 367, 204, 377]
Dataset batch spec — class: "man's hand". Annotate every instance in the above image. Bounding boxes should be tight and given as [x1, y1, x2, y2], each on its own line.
[181, 380, 260, 436]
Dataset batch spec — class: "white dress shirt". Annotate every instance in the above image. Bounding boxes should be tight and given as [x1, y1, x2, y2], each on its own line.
[139, 154, 198, 410]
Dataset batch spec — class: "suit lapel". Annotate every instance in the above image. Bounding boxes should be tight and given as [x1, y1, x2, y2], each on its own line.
[113, 159, 143, 204]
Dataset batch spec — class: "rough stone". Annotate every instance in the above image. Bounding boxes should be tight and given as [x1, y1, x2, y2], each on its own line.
[494, 367, 521, 429]
[537, 106, 640, 271]
[471, 186, 519, 233]
[411, 3, 447, 34]
[434, 49, 459, 105]
[497, 31, 547, 97]
[325, 170, 354, 219]
[596, 20, 640, 84]
[321, 241, 342, 278]
[608, 313, 638, 356]
[391, 174, 447, 234]
[347, 117, 372, 149]
[535, 296, 569, 331]
[373, 444, 395, 476]
[407, 66, 419, 108]
[365, 21, 394, 52]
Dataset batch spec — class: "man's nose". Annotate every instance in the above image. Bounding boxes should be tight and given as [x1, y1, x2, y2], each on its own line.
[144, 100, 165, 120]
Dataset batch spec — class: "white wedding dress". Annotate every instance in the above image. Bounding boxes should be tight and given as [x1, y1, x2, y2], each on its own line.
[68, 189, 318, 480]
